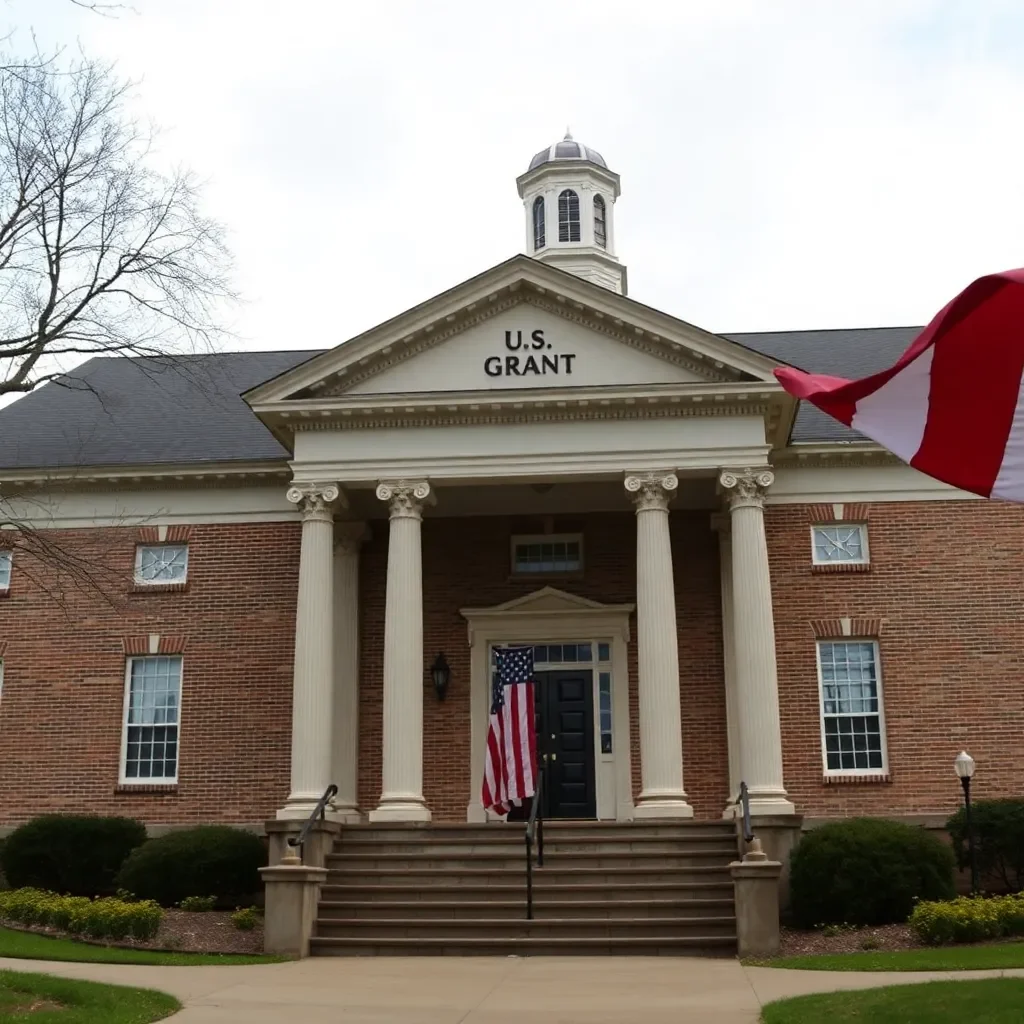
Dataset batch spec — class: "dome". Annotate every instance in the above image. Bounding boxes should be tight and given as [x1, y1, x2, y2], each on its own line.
[528, 131, 607, 171]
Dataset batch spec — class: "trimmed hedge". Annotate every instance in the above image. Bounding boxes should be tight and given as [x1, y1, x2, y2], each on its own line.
[0, 816, 147, 897]
[115, 826, 265, 910]
[790, 817, 956, 928]
[910, 893, 1024, 945]
[0, 887, 162, 941]
[947, 798, 1024, 894]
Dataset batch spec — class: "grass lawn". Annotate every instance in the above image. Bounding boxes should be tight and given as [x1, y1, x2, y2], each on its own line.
[755, 941, 1024, 972]
[0, 969, 179, 1023]
[762, 978, 1024, 1023]
[0, 926, 284, 967]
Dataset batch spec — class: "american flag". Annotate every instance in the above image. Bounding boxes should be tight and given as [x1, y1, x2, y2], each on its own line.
[482, 646, 538, 816]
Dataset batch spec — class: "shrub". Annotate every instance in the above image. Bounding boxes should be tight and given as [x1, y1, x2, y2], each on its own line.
[0, 816, 146, 897]
[947, 798, 1024, 894]
[231, 906, 261, 931]
[115, 826, 265, 910]
[0, 887, 162, 940]
[910, 893, 1024, 945]
[179, 895, 217, 913]
[790, 818, 956, 928]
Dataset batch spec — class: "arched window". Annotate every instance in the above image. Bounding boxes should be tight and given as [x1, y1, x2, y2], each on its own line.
[593, 194, 607, 248]
[532, 196, 545, 250]
[558, 189, 581, 242]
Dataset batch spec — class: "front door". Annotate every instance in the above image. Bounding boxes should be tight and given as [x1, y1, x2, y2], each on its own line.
[535, 669, 597, 819]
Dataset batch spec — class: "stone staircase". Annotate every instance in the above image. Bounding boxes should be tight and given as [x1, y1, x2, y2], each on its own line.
[310, 820, 740, 956]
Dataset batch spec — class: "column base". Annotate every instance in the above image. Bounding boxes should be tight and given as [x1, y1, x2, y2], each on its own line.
[748, 793, 797, 817]
[633, 794, 694, 819]
[275, 800, 345, 823]
[330, 798, 364, 824]
[369, 798, 431, 823]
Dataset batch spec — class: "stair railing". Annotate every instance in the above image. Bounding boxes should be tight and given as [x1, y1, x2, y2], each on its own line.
[285, 783, 338, 864]
[524, 767, 545, 920]
[737, 780, 755, 845]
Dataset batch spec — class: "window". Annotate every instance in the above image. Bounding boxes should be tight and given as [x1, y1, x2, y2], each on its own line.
[599, 671, 613, 753]
[121, 656, 181, 783]
[812, 524, 868, 565]
[135, 544, 188, 585]
[558, 189, 581, 242]
[532, 195, 545, 250]
[816, 640, 887, 774]
[511, 534, 582, 575]
[593, 194, 607, 248]
[0, 550, 10, 589]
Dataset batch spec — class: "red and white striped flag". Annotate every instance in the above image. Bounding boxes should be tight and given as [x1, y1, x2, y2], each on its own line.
[775, 268, 1024, 501]
[482, 645, 537, 817]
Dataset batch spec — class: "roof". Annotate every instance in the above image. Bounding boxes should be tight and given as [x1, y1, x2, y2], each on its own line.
[0, 326, 921, 472]
[528, 132, 608, 171]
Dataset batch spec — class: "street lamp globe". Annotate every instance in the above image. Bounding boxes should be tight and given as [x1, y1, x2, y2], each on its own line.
[954, 751, 976, 780]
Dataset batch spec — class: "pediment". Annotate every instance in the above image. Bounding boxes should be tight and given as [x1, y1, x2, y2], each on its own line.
[462, 586, 635, 617]
[244, 256, 786, 409]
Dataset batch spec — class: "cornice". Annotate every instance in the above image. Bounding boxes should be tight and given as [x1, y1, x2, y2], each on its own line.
[0, 461, 292, 490]
[773, 444, 903, 469]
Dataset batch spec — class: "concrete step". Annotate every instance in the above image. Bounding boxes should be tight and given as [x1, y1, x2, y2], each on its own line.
[336, 836, 740, 855]
[325, 866, 733, 887]
[338, 825, 738, 843]
[309, 935, 737, 956]
[326, 850, 738, 871]
[314, 916, 737, 940]
[319, 880, 736, 902]
[319, 898, 735, 920]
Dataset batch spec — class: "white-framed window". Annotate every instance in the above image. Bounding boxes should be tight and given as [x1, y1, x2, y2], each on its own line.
[593, 194, 607, 248]
[120, 655, 182, 783]
[558, 188, 581, 242]
[811, 523, 869, 565]
[532, 195, 545, 250]
[511, 534, 583, 575]
[0, 549, 11, 589]
[816, 640, 888, 774]
[134, 543, 188, 585]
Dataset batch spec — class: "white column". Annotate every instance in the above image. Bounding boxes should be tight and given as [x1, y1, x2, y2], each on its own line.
[718, 469, 795, 816]
[712, 514, 741, 816]
[278, 482, 342, 820]
[370, 480, 432, 823]
[624, 472, 692, 819]
[330, 523, 368, 822]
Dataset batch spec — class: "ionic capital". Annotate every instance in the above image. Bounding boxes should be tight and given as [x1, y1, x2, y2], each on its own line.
[376, 480, 432, 520]
[718, 468, 774, 511]
[624, 472, 678, 513]
[286, 482, 344, 522]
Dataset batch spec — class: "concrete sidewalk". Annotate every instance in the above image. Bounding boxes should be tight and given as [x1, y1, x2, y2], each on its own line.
[3, 954, 1023, 1023]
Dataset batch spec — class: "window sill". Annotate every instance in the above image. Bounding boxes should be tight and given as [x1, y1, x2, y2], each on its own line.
[811, 562, 871, 574]
[130, 582, 189, 595]
[115, 783, 179, 794]
[823, 772, 891, 785]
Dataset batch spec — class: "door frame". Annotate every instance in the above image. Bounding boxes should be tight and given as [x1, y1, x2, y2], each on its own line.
[461, 587, 635, 823]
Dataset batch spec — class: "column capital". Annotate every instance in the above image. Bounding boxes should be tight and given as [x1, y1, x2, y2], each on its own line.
[624, 472, 678, 512]
[376, 480, 433, 520]
[334, 521, 370, 555]
[287, 482, 345, 522]
[719, 468, 775, 510]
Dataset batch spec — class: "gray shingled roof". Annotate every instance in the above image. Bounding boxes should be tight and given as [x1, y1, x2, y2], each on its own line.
[0, 326, 921, 470]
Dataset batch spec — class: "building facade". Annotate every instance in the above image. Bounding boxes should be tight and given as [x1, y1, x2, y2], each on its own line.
[0, 136, 1020, 835]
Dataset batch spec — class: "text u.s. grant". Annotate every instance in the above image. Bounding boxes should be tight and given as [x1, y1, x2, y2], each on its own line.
[483, 330, 577, 377]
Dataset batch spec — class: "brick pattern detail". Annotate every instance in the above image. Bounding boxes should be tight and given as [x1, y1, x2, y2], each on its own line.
[768, 499, 1024, 819]
[806, 503, 870, 522]
[810, 617, 885, 638]
[134, 526, 191, 544]
[811, 561, 871, 575]
[121, 635, 188, 655]
[0, 640, 6, 656]
[823, 773, 891, 785]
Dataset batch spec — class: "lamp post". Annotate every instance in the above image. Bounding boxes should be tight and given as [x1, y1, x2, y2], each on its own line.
[430, 652, 450, 701]
[954, 750, 978, 895]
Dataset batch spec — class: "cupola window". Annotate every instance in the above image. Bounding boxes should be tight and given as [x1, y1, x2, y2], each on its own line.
[532, 196, 545, 250]
[593, 194, 607, 248]
[558, 189, 581, 242]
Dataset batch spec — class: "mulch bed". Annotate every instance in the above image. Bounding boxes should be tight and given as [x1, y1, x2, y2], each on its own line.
[2, 910, 264, 956]
[779, 923, 919, 957]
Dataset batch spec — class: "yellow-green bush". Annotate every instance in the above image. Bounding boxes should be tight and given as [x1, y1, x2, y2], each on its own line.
[909, 893, 1024, 946]
[0, 887, 162, 941]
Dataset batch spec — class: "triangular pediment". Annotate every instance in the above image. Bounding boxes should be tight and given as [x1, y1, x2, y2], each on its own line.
[244, 256, 786, 408]
[461, 586, 635, 618]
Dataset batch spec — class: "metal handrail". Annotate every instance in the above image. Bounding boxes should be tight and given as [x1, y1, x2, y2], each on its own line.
[287, 783, 338, 863]
[524, 767, 545, 920]
[738, 780, 755, 845]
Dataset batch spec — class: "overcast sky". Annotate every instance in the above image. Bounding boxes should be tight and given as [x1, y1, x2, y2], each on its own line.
[7, 0, 1024, 351]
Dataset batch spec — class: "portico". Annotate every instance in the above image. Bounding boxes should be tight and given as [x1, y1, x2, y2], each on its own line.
[244, 255, 800, 825]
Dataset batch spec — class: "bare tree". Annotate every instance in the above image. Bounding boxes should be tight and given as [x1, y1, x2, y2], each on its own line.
[0, 54, 232, 396]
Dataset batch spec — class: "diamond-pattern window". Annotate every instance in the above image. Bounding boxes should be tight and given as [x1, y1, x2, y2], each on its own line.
[812, 524, 868, 565]
[135, 544, 188, 584]
[817, 641, 886, 773]
[122, 656, 181, 782]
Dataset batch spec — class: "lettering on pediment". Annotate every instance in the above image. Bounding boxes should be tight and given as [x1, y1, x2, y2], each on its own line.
[330, 303, 723, 397]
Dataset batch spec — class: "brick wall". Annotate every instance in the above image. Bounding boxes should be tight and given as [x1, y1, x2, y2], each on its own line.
[357, 510, 729, 822]
[0, 522, 300, 827]
[767, 499, 1024, 821]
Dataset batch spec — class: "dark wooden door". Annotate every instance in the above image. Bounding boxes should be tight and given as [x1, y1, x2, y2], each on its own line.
[536, 669, 596, 819]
